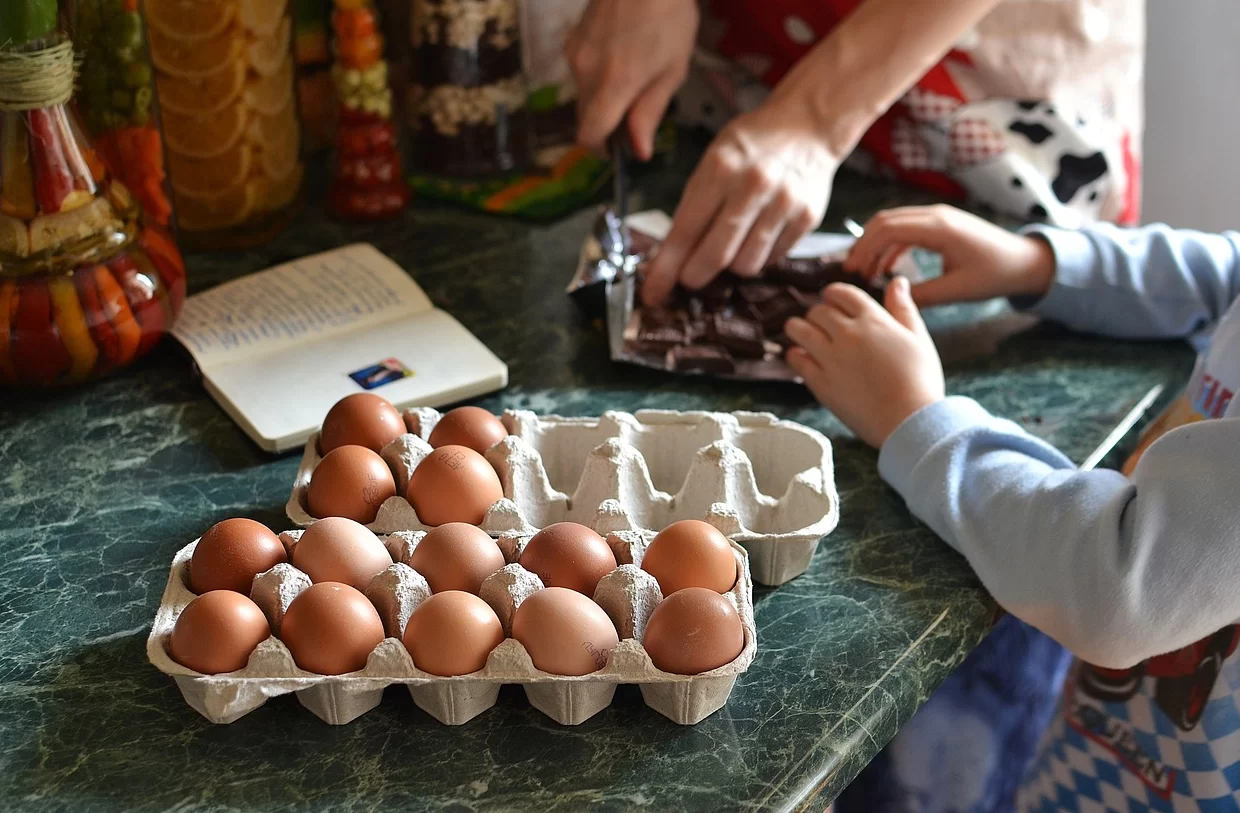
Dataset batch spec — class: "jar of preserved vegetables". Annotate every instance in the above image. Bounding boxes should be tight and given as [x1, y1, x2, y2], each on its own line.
[70, 0, 174, 228]
[141, 0, 304, 249]
[0, 0, 186, 387]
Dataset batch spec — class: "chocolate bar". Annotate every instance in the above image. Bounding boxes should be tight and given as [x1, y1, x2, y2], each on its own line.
[748, 291, 807, 333]
[637, 324, 687, 353]
[700, 276, 736, 311]
[667, 344, 736, 374]
[765, 257, 836, 290]
[708, 314, 766, 359]
[737, 282, 785, 306]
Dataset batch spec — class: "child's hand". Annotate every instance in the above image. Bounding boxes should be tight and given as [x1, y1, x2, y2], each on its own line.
[786, 277, 944, 448]
[844, 205, 1056, 307]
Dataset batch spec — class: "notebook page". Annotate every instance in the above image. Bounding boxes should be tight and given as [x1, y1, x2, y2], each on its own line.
[171, 243, 433, 369]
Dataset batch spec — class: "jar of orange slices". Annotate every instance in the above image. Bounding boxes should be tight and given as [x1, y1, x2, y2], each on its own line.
[142, 0, 304, 249]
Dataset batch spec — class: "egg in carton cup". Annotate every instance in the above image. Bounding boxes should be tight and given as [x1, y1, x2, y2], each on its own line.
[147, 521, 757, 726]
[287, 408, 838, 585]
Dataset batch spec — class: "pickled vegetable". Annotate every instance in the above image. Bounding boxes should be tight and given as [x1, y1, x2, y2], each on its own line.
[327, 0, 406, 220]
[48, 274, 100, 381]
[74, 0, 173, 226]
[11, 279, 71, 386]
[0, 1, 186, 388]
[0, 117, 37, 219]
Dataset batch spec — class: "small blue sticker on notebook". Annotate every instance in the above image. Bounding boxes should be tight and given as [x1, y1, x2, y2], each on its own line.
[349, 358, 414, 390]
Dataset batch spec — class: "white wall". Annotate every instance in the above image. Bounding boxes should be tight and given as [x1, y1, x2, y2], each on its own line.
[1142, 0, 1240, 230]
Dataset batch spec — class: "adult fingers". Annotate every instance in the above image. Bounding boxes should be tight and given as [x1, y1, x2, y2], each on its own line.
[627, 67, 686, 161]
[767, 205, 820, 268]
[641, 162, 727, 305]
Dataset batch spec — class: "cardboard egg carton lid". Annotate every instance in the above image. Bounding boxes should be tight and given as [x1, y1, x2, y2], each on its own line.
[287, 409, 838, 585]
[147, 525, 756, 726]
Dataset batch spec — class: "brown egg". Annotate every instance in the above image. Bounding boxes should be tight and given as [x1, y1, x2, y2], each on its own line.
[641, 520, 738, 594]
[511, 587, 619, 675]
[292, 516, 393, 590]
[428, 406, 508, 454]
[189, 518, 287, 595]
[643, 587, 744, 675]
[280, 582, 386, 675]
[168, 590, 271, 675]
[408, 522, 506, 594]
[307, 445, 397, 523]
[518, 522, 617, 596]
[406, 445, 503, 526]
[403, 590, 505, 676]
[319, 392, 406, 454]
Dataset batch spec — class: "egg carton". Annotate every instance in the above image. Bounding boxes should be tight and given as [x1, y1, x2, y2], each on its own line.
[286, 409, 838, 585]
[146, 522, 757, 727]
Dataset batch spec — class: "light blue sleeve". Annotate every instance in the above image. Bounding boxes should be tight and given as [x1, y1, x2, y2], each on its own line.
[1020, 223, 1240, 350]
[878, 397, 1240, 669]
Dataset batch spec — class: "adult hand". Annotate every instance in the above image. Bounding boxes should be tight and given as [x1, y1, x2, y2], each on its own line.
[641, 98, 838, 306]
[845, 205, 1057, 307]
[565, 0, 699, 161]
[785, 278, 945, 448]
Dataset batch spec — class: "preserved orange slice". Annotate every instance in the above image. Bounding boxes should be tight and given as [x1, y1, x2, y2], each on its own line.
[162, 101, 248, 159]
[176, 182, 256, 232]
[248, 105, 300, 180]
[157, 60, 246, 116]
[144, 0, 238, 42]
[247, 17, 292, 78]
[239, 0, 288, 37]
[242, 55, 295, 115]
[246, 161, 301, 213]
[168, 144, 254, 197]
[149, 23, 244, 79]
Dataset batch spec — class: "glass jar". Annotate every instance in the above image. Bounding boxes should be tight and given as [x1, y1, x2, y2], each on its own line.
[0, 3, 185, 387]
[407, 0, 531, 178]
[141, 0, 304, 249]
[329, 0, 408, 220]
[70, 0, 174, 228]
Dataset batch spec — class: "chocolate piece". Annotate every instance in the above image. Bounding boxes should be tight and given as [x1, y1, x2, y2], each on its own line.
[642, 307, 684, 329]
[686, 315, 709, 342]
[637, 324, 687, 353]
[789, 287, 820, 311]
[700, 277, 736, 310]
[708, 314, 766, 359]
[748, 291, 808, 333]
[737, 282, 785, 306]
[765, 257, 833, 289]
[667, 344, 736, 374]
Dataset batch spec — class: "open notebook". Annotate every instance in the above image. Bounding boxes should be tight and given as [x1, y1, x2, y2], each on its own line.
[171, 243, 508, 452]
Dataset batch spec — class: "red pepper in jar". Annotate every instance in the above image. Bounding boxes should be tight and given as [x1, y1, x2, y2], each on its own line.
[90, 264, 142, 367]
[10, 277, 71, 385]
[109, 253, 166, 357]
[27, 109, 75, 215]
[73, 265, 120, 372]
[0, 279, 17, 383]
[138, 225, 186, 314]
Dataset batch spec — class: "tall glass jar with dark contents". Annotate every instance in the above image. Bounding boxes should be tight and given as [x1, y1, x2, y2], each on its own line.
[407, 0, 531, 178]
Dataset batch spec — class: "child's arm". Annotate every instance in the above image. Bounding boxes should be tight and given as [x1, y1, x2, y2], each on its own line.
[845, 206, 1240, 348]
[1024, 222, 1240, 346]
[787, 207, 1240, 667]
[879, 396, 1240, 669]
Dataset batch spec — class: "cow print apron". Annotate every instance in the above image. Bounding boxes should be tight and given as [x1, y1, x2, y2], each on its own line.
[678, 0, 1144, 227]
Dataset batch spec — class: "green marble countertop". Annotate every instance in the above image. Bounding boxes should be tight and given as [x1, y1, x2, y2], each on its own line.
[0, 146, 1195, 812]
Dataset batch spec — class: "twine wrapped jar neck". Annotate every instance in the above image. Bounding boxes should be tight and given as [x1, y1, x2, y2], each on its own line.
[0, 37, 76, 112]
